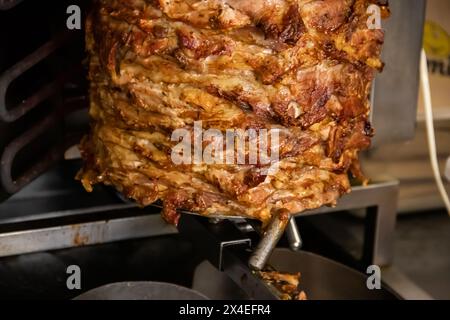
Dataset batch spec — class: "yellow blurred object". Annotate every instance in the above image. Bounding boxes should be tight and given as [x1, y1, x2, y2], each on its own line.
[423, 21, 450, 58]
[417, 0, 450, 119]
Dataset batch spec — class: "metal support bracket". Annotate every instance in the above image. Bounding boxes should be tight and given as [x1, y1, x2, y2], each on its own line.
[299, 180, 399, 267]
[286, 218, 302, 251]
[219, 239, 251, 272]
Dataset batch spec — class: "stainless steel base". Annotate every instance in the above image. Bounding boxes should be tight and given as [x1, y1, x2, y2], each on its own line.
[299, 179, 399, 267]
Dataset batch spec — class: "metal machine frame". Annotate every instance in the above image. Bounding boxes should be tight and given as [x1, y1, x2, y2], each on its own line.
[0, 180, 399, 269]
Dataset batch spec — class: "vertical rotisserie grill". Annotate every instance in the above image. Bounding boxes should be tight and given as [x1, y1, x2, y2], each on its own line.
[0, 0, 431, 300]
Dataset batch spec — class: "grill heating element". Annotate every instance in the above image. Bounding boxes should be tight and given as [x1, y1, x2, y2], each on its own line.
[0, 1, 87, 197]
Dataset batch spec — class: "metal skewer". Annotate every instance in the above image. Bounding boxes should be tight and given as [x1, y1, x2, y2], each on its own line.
[286, 218, 302, 251]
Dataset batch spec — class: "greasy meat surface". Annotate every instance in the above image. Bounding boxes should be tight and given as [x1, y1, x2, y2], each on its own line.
[259, 270, 307, 300]
[79, 0, 386, 225]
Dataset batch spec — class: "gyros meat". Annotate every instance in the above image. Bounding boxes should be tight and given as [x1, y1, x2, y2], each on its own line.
[78, 0, 387, 225]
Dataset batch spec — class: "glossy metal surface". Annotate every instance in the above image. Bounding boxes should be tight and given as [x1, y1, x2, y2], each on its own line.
[286, 218, 302, 251]
[269, 249, 397, 300]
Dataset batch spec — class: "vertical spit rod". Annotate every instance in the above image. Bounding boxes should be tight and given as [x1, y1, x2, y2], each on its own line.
[248, 212, 290, 271]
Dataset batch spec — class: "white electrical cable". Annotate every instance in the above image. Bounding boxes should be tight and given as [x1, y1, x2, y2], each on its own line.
[420, 49, 450, 216]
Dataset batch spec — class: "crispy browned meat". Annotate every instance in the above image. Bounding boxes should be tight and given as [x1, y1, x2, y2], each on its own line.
[79, 0, 386, 225]
[259, 270, 307, 300]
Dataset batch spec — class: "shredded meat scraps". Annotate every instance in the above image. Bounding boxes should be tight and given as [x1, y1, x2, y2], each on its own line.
[259, 270, 307, 300]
